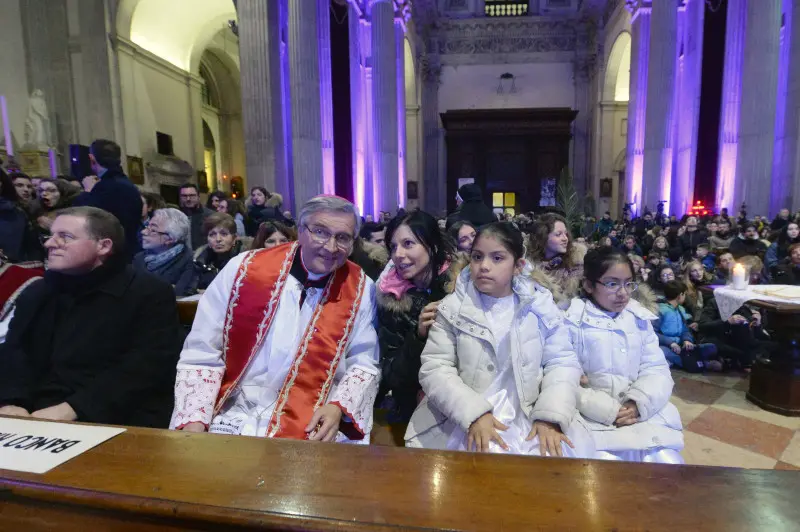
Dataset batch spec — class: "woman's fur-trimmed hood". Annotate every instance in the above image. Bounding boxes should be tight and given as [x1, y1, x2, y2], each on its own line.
[376, 254, 468, 314]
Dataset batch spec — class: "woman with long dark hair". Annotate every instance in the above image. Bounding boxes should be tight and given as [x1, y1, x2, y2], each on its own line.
[527, 213, 584, 304]
[765, 222, 800, 274]
[376, 209, 460, 422]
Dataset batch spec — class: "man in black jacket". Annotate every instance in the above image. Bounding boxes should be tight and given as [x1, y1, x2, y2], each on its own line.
[0, 207, 183, 428]
[445, 183, 496, 229]
[179, 183, 212, 249]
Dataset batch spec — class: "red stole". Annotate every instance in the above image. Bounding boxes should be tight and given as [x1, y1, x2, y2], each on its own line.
[215, 242, 366, 440]
[0, 262, 45, 320]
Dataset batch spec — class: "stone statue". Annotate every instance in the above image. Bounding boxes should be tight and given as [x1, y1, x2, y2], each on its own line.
[24, 89, 52, 150]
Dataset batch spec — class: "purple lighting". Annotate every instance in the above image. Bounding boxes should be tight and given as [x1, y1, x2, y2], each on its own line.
[771, 2, 792, 216]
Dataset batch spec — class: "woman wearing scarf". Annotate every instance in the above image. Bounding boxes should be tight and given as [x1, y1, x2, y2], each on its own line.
[133, 208, 195, 296]
[376, 210, 461, 423]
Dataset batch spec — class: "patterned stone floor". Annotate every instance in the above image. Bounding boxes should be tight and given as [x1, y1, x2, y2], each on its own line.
[373, 371, 800, 470]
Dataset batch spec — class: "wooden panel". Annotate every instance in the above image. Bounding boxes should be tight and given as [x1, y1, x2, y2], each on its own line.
[2, 422, 800, 531]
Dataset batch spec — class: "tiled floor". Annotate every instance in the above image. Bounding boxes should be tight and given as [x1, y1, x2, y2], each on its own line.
[673, 371, 800, 470]
[373, 371, 800, 471]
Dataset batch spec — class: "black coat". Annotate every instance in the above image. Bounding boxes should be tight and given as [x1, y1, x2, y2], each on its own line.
[671, 230, 708, 261]
[446, 183, 496, 229]
[0, 262, 184, 428]
[729, 237, 769, 259]
[0, 199, 42, 262]
[182, 206, 214, 250]
[132, 245, 196, 296]
[246, 204, 288, 236]
[772, 261, 800, 285]
[72, 168, 143, 261]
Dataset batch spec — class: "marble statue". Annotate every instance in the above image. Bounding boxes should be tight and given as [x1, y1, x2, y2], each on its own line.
[23, 89, 52, 150]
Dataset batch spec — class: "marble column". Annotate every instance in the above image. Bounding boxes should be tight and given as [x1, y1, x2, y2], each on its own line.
[20, 0, 76, 156]
[396, 19, 407, 208]
[421, 56, 444, 215]
[732, 0, 781, 216]
[573, 54, 594, 200]
[288, 0, 324, 213]
[641, 0, 678, 214]
[370, 0, 399, 214]
[349, 2, 369, 214]
[237, 0, 288, 197]
[775, 0, 799, 212]
[625, 1, 651, 215]
[671, 0, 704, 215]
[318, 0, 336, 196]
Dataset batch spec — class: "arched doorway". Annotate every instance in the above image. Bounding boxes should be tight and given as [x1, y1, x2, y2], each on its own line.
[404, 37, 421, 210]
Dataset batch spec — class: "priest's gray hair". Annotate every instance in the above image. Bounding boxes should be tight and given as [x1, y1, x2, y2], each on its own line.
[298, 196, 361, 236]
[152, 208, 191, 244]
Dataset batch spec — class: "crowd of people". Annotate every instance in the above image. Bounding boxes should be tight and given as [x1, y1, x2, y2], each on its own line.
[1, 150, 798, 466]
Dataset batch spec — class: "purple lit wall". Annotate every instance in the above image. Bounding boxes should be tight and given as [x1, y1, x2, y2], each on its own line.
[318, 0, 336, 196]
[279, 1, 295, 211]
[396, 21, 407, 208]
[771, 3, 792, 215]
[715, 0, 745, 212]
[625, 6, 651, 215]
[348, 3, 366, 215]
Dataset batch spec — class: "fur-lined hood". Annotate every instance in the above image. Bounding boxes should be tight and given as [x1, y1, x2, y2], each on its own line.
[376, 254, 468, 314]
[265, 193, 283, 209]
[359, 240, 389, 269]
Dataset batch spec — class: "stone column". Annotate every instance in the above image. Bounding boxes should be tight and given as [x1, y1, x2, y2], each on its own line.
[421, 56, 444, 215]
[288, 0, 324, 213]
[572, 54, 594, 200]
[348, 3, 370, 215]
[318, 0, 336, 195]
[370, 0, 399, 213]
[396, 19, 407, 208]
[641, 0, 678, 214]
[732, 0, 781, 216]
[774, 0, 799, 212]
[625, 1, 651, 215]
[671, 0, 704, 215]
[237, 0, 288, 197]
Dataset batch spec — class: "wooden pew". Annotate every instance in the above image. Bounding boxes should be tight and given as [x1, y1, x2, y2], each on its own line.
[2, 423, 799, 531]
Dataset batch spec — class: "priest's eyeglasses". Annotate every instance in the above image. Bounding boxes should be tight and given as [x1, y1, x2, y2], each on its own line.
[304, 224, 354, 250]
[595, 280, 639, 293]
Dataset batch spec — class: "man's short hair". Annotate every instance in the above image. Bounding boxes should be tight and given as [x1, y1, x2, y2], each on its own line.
[152, 208, 190, 243]
[179, 183, 199, 193]
[90, 139, 122, 169]
[57, 206, 125, 255]
[299, 196, 361, 236]
[203, 212, 237, 236]
[788, 243, 800, 255]
[663, 280, 687, 301]
[359, 222, 385, 240]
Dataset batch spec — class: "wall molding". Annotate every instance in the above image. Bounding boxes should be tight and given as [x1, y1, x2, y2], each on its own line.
[113, 35, 203, 86]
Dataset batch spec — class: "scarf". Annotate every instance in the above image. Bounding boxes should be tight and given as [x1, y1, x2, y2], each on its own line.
[378, 260, 451, 299]
[143, 243, 185, 271]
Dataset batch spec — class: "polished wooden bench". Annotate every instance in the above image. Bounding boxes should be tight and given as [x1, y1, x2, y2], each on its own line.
[2, 423, 799, 531]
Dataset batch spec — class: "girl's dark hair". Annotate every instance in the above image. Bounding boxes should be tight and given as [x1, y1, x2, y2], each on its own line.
[474, 222, 525, 261]
[253, 221, 297, 249]
[0, 167, 20, 203]
[225, 198, 247, 217]
[740, 222, 758, 234]
[142, 191, 167, 213]
[583, 246, 633, 283]
[527, 213, 574, 267]
[777, 222, 800, 251]
[649, 263, 676, 289]
[37, 177, 77, 210]
[385, 209, 454, 283]
[206, 191, 228, 209]
[250, 186, 269, 198]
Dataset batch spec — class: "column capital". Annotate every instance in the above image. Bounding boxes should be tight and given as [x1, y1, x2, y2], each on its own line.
[625, 0, 651, 15]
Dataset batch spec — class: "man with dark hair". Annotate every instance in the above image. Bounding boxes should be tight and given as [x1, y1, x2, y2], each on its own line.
[359, 222, 386, 245]
[72, 138, 143, 261]
[179, 183, 212, 250]
[0, 207, 183, 427]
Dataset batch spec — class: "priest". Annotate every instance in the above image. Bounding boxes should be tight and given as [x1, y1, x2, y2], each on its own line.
[170, 195, 379, 442]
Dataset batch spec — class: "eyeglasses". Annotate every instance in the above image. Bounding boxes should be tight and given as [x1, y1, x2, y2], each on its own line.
[595, 280, 639, 294]
[142, 225, 170, 237]
[42, 232, 79, 246]
[303, 224, 354, 250]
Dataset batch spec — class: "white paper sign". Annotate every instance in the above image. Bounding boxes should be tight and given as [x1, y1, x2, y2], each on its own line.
[0, 417, 125, 474]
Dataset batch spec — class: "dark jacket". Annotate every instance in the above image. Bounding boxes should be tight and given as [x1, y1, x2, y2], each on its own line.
[0, 261, 183, 428]
[772, 260, 800, 286]
[348, 240, 389, 282]
[672, 230, 708, 261]
[729, 237, 769, 259]
[191, 239, 248, 292]
[246, 204, 288, 236]
[72, 168, 143, 261]
[132, 245, 196, 296]
[445, 184, 496, 229]
[0, 199, 42, 263]
[182, 206, 213, 250]
[376, 260, 461, 421]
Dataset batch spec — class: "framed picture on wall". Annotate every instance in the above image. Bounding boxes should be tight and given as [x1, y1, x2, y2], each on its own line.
[600, 178, 613, 198]
[127, 156, 144, 185]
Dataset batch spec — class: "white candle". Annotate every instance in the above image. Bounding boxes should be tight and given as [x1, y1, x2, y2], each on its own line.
[732, 263, 747, 290]
[0, 95, 12, 157]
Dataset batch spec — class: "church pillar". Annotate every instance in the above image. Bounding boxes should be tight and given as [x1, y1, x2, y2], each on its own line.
[288, 0, 324, 213]
[421, 56, 444, 216]
[641, 0, 678, 215]
[730, 0, 782, 216]
[236, 0, 288, 197]
[318, 0, 336, 196]
[775, 0, 800, 212]
[625, 1, 651, 215]
[348, 2, 370, 215]
[573, 53, 594, 201]
[370, 0, 400, 214]
[396, 18, 408, 208]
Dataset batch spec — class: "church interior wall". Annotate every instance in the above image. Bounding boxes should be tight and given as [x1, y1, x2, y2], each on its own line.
[0, 0, 30, 152]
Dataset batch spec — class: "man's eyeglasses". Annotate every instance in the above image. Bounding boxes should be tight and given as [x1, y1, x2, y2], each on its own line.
[595, 280, 639, 294]
[42, 232, 78, 246]
[142, 226, 170, 237]
[304, 224, 354, 250]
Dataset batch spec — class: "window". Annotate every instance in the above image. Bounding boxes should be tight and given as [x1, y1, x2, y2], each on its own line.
[199, 64, 219, 108]
[492, 192, 516, 216]
[485, 0, 528, 17]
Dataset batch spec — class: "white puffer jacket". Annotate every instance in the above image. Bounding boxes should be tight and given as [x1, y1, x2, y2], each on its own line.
[564, 298, 683, 452]
[405, 267, 582, 447]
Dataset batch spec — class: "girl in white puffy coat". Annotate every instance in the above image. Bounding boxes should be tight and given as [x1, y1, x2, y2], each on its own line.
[565, 247, 684, 463]
[405, 223, 593, 458]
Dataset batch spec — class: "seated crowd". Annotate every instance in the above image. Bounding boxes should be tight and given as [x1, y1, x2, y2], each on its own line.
[1, 155, 799, 466]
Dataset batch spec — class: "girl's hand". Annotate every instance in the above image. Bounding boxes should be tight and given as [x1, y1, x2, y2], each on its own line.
[615, 401, 640, 427]
[467, 413, 509, 452]
[417, 302, 440, 338]
[526, 420, 573, 457]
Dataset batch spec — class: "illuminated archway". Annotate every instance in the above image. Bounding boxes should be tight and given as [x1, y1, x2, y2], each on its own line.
[604, 31, 631, 102]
